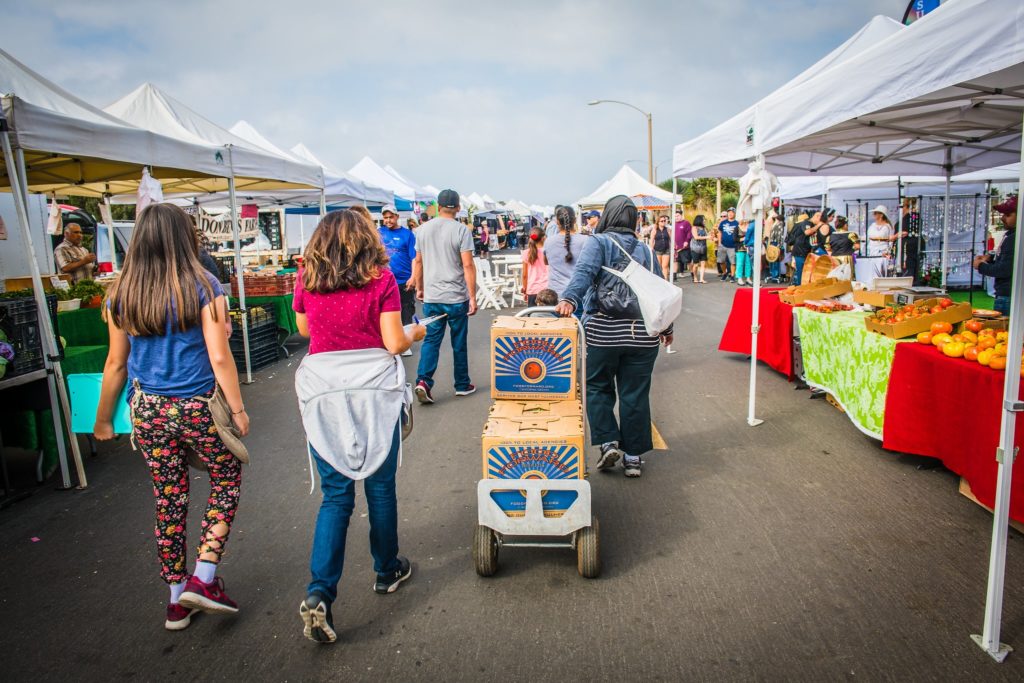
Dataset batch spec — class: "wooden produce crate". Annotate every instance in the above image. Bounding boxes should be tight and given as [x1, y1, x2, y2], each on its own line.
[864, 298, 972, 339]
[230, 273, 296, 297]
[778, 278, 853, 305]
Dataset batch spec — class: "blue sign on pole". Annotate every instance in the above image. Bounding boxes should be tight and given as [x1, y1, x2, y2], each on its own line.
[903, 0, 942, 26]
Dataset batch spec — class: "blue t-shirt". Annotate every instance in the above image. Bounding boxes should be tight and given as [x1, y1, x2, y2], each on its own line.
[719, 219, 739, 248]
[128, 272, 224, 398]
[379, 226, 417, 283]
[744, 221, 757, 248]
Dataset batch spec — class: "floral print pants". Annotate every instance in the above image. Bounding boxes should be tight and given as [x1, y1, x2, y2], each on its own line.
[132, 391, 243, 584]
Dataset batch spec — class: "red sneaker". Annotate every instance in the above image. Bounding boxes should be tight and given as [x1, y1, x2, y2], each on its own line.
[165, 603, 195, 631]
[178, 576, 239, 614]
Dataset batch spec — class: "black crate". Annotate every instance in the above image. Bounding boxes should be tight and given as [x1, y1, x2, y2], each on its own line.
[229, 324, 278, 353]
[0, 306, 44, 378]
[233, 343, 279, 372]
[228, 304, 277, 332]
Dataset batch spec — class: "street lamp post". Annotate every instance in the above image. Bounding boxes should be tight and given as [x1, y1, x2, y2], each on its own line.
[588, 99, 653, 183]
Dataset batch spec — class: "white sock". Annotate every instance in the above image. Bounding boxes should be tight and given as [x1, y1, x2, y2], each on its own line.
[194, 560, 217, 584]
[170, 582, 186, 604]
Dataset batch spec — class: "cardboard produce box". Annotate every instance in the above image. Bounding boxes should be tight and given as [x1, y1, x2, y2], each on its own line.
[864, 298, 972, 339]
[778, 278, 853, 305]
[482, 414, 584, 518]
[491, 316, 578, 401]
[852, 289, 904, 308]
[489, 399, 583, 420]
[957, 317, 1008, 333]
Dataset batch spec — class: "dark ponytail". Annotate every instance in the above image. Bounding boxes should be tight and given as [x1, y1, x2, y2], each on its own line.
[555, 205, 577, 263]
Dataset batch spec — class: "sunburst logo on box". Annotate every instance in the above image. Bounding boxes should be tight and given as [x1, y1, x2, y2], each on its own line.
[493, 335, 574, 394]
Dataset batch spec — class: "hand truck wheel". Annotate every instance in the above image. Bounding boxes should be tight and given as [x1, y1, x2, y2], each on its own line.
[576, 516, 600, 579]
[473, 524, 499, 577]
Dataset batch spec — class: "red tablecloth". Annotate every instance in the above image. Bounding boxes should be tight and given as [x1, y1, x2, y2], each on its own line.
[883, 342, 1024, 524]
[718, 288, 794, 379]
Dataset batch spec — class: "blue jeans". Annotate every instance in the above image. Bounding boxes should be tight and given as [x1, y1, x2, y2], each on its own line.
[308, 422, 401, 604]
[994, 295, 1011, 317]
[768, 260, 781, 279]
[416, 300, 471, 391]
[792, 256, 806, 285]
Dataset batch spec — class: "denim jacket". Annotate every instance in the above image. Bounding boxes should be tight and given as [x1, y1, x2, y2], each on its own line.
[559, 232, 664, 319]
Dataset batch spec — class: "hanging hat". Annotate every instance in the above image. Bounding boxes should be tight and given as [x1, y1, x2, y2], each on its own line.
[871, 204, 889, 217]
[766, 244, 781, 263]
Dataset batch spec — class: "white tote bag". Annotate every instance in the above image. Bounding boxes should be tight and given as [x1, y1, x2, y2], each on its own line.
[601, 238, 682, 336]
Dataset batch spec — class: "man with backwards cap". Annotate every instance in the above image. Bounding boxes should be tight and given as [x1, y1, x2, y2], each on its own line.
[975, 195, 1019, 317]
[379, 204, 418, 356]
[411, 189, 478, 404]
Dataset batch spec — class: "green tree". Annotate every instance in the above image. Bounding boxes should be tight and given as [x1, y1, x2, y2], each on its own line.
[657, 177, 738, 212]
[63, 195, 136, 222]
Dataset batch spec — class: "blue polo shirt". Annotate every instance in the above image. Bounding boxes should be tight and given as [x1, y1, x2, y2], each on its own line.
[379, 226, 417, 283]
[719, 219, 739, 248]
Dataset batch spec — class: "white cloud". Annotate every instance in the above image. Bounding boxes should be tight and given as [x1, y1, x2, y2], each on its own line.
[3, 0, 903, 203]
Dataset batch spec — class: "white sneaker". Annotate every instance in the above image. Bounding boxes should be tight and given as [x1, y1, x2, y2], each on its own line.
[401, 349, 413, 357]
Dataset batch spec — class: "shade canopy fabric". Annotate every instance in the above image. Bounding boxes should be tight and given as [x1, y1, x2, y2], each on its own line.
[673, 2, 1023, 178]
[290, 143, 393, 205]
[383, 164, 436, 202]
[631, 194, 673, 210]
[104, 82, 323, 194]
[0, 50, 238, 197]
[577, 164, 676, 208]
[349, 156, 426, 202]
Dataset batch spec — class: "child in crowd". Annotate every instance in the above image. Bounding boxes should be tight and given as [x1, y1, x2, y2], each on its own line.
[521, 230, 549, 307]
[535, 289, 558, 307]
[94, 203, 249, 631]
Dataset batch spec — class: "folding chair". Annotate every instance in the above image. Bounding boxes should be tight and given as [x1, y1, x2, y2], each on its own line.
[474, 257, 508, 310]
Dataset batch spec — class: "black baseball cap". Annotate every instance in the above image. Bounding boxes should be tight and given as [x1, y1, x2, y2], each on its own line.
[438, 189, 460, 208]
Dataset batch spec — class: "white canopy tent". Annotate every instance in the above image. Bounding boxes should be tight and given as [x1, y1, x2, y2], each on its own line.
[422, 184, 441, 196]
[672, 0, 1024, 661]
[576, 164, 676, 208]
[290, 143, 393, 205]
[349, 157, 428, 203]
[1, 49, 267, 490]
[106, 82, 324, 383]
[383, 165, 436, 202]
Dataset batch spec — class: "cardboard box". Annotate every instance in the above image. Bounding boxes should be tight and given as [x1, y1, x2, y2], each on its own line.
[3, 275, 72, 294]
[865, 298, 972, 339]
[482, 413, 584, 518]
[491, 316, 578, 401]
[957, 317, 1008, 333]
[489, 399, 583, 420]
[893, 287, 945, 306]
[778, 278, 853, 305]
[852, 289, 903, 307]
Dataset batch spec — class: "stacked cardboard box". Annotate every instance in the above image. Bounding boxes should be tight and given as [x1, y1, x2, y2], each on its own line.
[483, 317, 583, 518]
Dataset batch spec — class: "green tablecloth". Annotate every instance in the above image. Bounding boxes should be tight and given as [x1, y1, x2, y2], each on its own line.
[231, 294, 297, 336]
[57, 307, 108, 346]
[795, 309, 908, 440]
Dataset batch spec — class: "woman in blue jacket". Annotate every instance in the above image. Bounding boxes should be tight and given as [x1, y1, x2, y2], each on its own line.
[555, 195, 674, 479]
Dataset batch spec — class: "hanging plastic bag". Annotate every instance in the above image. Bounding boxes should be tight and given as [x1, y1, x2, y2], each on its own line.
[46, 197, 63, 236]
[600, 237, 682, 337]
[827, 261, 852, 281]
[136, 167, 164, 214]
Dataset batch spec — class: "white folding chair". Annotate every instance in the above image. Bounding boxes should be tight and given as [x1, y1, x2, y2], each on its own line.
[475, 257, 508, 310]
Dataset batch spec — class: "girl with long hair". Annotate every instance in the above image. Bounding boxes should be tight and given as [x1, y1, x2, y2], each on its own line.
[293, 209, 425, 644]
[544, 205, 589, 297]
[94, 203, 248, 631]
[648, 215, 672, 280]
[689, 214, 710, 283]
[521, 229, 549, 307]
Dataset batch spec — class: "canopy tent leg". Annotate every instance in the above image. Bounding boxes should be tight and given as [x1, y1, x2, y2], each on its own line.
[2, 127, 87, 489]
[227, 173, 252, 385]
[670, 177, 678, 279]
[103, 194, 118, 272]
[319, 189, 327, 218]
[896, 177, 903, 276]
[941, 146, 952, 289]
[748, 202, 764, 427]
[298, 214, 305, 256]
[715, 178, 721, 219]
[971, 121, 1024, 663]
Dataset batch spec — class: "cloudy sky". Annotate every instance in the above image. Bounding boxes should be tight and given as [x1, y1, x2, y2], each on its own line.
[5, 0, 903, 204]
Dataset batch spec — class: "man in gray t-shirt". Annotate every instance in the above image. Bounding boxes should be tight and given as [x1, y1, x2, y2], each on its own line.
[411, 189, 478, 404]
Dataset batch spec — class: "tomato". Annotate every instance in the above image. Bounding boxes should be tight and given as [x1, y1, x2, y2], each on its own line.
[942, 341, 966, 358]
[894, 314, 905, 323]
[930, 305, 944, 314]
[939, 298, 954, 309]
[961, 330, 978, 344]
[994, 343, 1008, 356]
[978, 349, 995, 366]
[931, 333, 953, 347]
[951, 334, 965, 343]
[930, 322, 953, 335]
[964, 346, 981, 362]
[917, 332, 933, 345]
[979, 328, 997, 337]
[990, 356, 1008, 371]
[996, 331, 1009, 343]
[966, 320, 984, 333]
[978, 337, 997, 350]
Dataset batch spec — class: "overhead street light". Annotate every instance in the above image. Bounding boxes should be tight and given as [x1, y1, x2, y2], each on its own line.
[588, 99, 654, 183]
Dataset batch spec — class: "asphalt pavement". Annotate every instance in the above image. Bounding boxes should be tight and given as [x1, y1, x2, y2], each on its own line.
[1, 273, 1022, 682]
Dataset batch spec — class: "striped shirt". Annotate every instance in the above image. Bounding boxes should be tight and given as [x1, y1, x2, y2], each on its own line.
[585, 313, 671, 348]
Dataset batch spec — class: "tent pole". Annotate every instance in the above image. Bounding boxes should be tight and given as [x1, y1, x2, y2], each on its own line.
[320, 189, 327, 218]
[2, 127, 86, 489]
[748, 200, 764, 427]
[299, 214, 305, 256]
[670, 176, 678, 280]
[226, 149, 252, 385]
[104, 194, 118, 272]
[715, 178, 721, 218]
[941, 146, 952, 290]
[971, 120, 1024, 664]
[896, 178, 903, 276]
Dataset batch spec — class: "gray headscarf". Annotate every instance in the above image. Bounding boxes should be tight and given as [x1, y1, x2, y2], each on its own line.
[594, 195, 638, 236]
